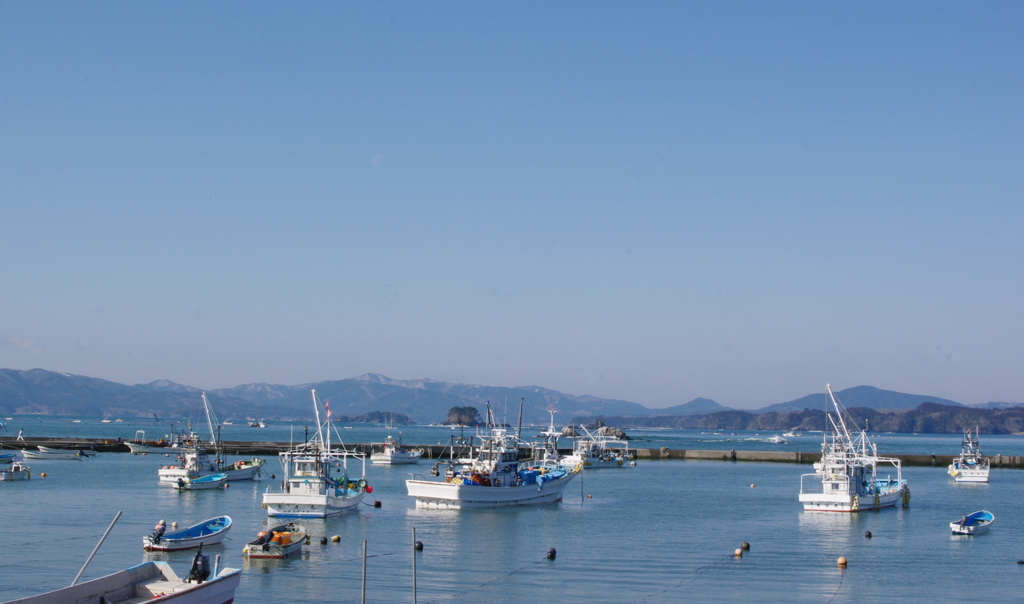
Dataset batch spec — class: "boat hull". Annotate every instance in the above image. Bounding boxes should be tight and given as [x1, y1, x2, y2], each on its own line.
[949, 465, 990, 483]
[143, 516, 232, 551]
[263, 491, 365, 517]
[0, 467, 30, 481]
[799, 485, 907, 512]
[159, 463, 261, 483]
[2, 561, 240, 604]
[22, 449, 84, 460]
[406, 472, 578, 509]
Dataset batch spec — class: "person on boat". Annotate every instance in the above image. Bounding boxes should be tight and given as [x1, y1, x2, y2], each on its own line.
[151, 520, 166, 544]
[177, 477, 186, 488]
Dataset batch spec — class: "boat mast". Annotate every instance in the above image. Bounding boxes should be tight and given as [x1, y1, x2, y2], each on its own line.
[312, 389, 324, 451]
[201, 393, 217, 447]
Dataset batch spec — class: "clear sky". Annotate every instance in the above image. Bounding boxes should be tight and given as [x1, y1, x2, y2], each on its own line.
[1, 3, 1022, 409]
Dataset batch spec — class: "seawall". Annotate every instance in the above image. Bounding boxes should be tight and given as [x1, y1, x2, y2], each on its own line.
[4, 436, 1024, 469]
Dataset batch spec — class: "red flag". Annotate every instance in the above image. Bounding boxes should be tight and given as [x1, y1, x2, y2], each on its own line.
[324, 400, 332, 417]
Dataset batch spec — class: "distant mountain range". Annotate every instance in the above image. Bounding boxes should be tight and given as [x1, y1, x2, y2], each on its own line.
[0, 368, 1020, 424]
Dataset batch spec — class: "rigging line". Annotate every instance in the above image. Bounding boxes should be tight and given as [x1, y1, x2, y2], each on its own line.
[824, 567, 845, 604]
[422, 556, 550, 604]
[634, 554, 735, 604]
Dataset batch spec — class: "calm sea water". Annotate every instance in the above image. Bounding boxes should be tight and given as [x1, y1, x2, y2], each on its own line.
[2, 433, 1023, 603]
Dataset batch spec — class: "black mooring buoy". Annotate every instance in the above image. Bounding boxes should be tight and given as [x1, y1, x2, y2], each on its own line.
[320, 537, 328, 545]
[1017, 560, 1024, 565]
[374, 500, 382, 508]
[741, 542, 750, 551]
[865, 531, 872, 538]
[546, 548, 556, 560]
[415, 541, 423, 551]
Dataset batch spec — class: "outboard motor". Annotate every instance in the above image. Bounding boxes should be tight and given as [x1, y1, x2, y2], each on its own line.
[186, 545, 211, 584]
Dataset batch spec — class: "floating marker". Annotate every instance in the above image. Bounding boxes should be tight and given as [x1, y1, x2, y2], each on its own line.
[837, 557, 848, 567]
[415, 541, 423, 551]
[546, 548, 556, 560]
[734, 549, 743, 557]
[741, 542, 750, 551]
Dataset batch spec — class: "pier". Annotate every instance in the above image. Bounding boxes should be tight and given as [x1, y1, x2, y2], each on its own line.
[4, 436, 1024, 469]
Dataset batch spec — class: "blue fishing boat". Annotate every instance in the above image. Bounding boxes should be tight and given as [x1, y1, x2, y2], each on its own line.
[950, 510, 994, 535]
[143, 516, 232, 551]
[174, 472, 228, 491]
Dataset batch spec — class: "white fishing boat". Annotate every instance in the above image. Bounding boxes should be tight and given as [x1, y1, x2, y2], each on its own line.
[22, 447, 90, 460]
[562, 427, 635, 469]
[799, 384, 909, 512]
[262, 390, 371, 517]
[173, 473, 228, 490]
[127, 430, 164, 454]
[242, 522, 307, 558]
[950, 510, 994, 535]
[948, 427, 990, 483]
[157, 393, 264, 483]
[0, 461, 31, 481]
[3, 555, 241, 604]
[370, 433, 422, 465]
[143, 516, 233, 551]
[406, 402, 581, 509]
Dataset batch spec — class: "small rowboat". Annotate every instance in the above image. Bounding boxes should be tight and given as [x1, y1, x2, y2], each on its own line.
[174, 472, 228, 490]
[0, 452, 19, 464]
[951, 510, 994, 535]
[143, 515, 232, 551]
[243, 523, 308, 558]
[22, 447, 91, 460]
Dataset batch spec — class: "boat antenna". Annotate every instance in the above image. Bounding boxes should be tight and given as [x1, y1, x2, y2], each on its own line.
[516, 397, 524, 441]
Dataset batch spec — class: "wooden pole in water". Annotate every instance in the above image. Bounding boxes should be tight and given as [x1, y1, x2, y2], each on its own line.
[72, 510, 121, 585]
[361, 539, 367, 604]
[412, 527, 418, 604]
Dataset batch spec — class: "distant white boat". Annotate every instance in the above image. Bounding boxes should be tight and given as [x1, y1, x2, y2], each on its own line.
[766, 435, 788, 444]
[948, 427, 990, 483]
[951, 510, 993, 535]
[0, 461, 31, 481]
[371, 434, 422, 465]
[562, 427, 635, 469]
[4, 557, 240, 604]
[22, 447, 91, 460]
[798, 384, 909, 512]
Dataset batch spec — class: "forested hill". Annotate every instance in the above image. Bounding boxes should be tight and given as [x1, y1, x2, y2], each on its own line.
[575, 403, 1024, 435]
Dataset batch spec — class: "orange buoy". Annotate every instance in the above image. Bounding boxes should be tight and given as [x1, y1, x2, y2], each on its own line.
[41, 472, 47, 478]
[837, 556, 848, 567]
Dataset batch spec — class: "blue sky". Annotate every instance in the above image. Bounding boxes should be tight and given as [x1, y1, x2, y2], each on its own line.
[1, 3, 1021, 409]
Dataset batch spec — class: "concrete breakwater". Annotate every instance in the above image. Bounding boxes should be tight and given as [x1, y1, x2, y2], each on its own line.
[5, 436, 1024, 469]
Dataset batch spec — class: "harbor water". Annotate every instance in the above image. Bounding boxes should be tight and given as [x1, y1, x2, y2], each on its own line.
[2, 433, 1023, 603]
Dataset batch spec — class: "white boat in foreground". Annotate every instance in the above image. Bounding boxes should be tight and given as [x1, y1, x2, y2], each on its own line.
[951, 510, 994, 535]
[262, 390, 371, 517]
[407, 402, 581, 509]
[243, 522, 307, 558]
[948, 427, 990, 483]
[0, 461, 31, 481]
[143, 516, 232, 552]
[798, 384, 909, 512]
[3, 556, 240, 604]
